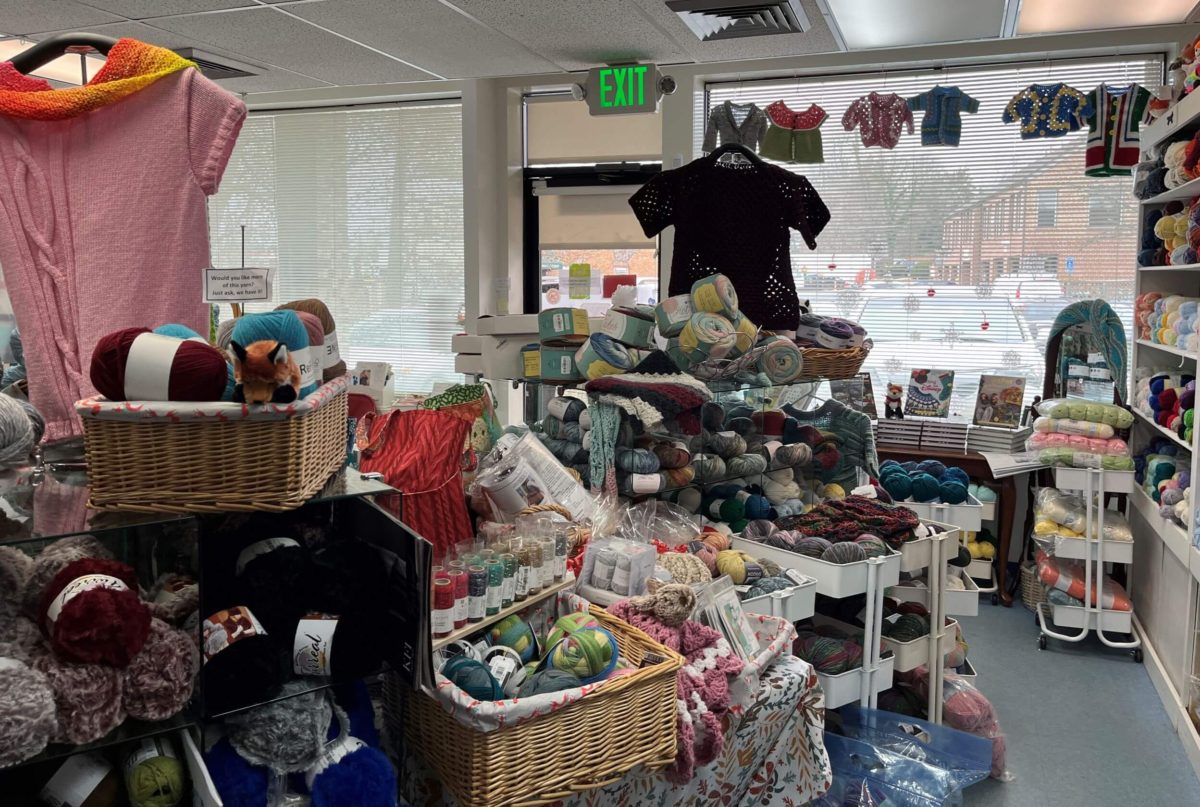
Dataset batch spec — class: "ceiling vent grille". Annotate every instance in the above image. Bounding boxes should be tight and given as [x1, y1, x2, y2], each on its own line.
[173, 47, 258, 81]
[666, 0, 811, 41]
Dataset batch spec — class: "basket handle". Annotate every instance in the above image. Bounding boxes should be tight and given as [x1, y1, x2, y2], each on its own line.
[518, 503, 573, 521]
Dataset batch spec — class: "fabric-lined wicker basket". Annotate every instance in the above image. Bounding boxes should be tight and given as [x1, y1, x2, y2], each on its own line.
[399, 605, 682, 807]
[77, 376, 348, 513]
[1020, 561, 1049, 612]
[798, 341, 872, 380]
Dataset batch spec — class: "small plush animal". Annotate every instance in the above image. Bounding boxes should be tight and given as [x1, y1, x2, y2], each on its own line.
[229, 340, 301, 404]
[885, 383, 904, 419]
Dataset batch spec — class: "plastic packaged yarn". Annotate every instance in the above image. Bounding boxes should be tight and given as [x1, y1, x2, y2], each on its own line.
[122, 618, 198, 721]
[0, 656, 56, 767]
[200, 605, 282, 716]
[1026, 431, 1129, 455]
[1034, 447, 1135, 471]
[36, 556, 152, 667]
[1035, 550, 1132, 611]
[1032, 415, 1116, 438]
[1035, 398, 1134, 430]
[90, 327, 229, 402]
[1033, 487, 1133, 541]
[939, 675, 1010, 779]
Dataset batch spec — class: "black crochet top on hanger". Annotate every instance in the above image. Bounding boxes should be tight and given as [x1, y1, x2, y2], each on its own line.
[629, 153, 829, 330]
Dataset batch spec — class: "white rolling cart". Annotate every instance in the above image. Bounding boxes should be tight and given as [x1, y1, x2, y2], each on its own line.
[1035, 467, 1143, 662]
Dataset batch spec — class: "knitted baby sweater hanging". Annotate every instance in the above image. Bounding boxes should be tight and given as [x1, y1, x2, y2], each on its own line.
[629, 153, 830, 330]
[1002, 83, 1092, 139]
[907, 85, 979, 147]
[702, 101, 768, 153]
[1083, 83, 1151, 177]
[842, 92, 914, 149]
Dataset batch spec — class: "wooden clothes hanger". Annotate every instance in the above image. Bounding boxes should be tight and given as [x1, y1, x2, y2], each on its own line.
[9, 33, 117, 74]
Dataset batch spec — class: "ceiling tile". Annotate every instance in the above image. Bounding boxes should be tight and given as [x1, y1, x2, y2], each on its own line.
[0, 0, 122, 35]
[147, 6, 433, 84]
[76, 1, 255, 19]
[447, 0, 693, 70]
[826, 0, 1004, 50]
[631, 0, 840, 63]
[289, 0, 560, 78]
[1018, 0, 1196, 35]
[28, 20, 332, 92]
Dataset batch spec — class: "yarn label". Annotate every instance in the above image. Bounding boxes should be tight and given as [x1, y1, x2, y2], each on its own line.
[468, 593, 485, 621]
[203, 266, 274, 302]
[453, 594, 467, 625]
[304, 735, 367, 790]
[123, 737, 176, 780]
[628, 472, 661, 494]
[293, 613, 338, 676]
[202, 606, 267, 663]
[432, 606, 453, 636]
[124, 332, 185, 401]
[547, 396, 582, 421]
[40, 752, 113, 807]
[325, 329, 341, 366]
[501, 574, 515, 604]
[611, 562, 631, 593]
[292, 346, 319, 389]
[45, 574, 129, 626]
[485, 582, 502, 610]
[515, 565, 530, 597]
[236, 537, 300, 575]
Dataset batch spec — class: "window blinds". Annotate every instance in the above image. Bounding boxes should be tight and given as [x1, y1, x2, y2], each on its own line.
[209, 101, 465, 394]
[704, 56, 1161, 416]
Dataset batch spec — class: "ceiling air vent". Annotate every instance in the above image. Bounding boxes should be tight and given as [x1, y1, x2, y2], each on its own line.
[173, 47, 258, 81]
[666, 0, 811, 41]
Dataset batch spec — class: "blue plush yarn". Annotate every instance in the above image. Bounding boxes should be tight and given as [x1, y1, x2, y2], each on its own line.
[310, 745, 397, 807]
[155, 323, 237, 401]
[910, 473, 940, 502]
[742, 494, 775, 520]
[205, 738, 268, 807]
[230, 310, 317, 398]
[938, 480, 968, 504]
[332, 680, 380, 747]
[881, 473, 912, 501]
[942, 466, 970, 486]
[914, 460, 946, 478]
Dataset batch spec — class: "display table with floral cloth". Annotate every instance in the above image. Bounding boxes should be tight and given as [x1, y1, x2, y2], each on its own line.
[399, 653, 832, 807]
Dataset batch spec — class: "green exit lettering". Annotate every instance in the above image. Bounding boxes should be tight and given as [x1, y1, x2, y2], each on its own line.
[599, 65, 649, 109]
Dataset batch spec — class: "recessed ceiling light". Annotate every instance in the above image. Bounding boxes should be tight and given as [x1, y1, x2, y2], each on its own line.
[0, 38, 106, 85]
[824, 0, 1005, 50]
[1018, 0, 1195, 35]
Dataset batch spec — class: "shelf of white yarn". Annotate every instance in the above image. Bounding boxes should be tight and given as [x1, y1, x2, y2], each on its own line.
[731, 536, 900, 599]
[896, 494, 984, 532]
[887, 567, 980, 617]
[741, 574, 816, 623]
[881, 617, 959, 674]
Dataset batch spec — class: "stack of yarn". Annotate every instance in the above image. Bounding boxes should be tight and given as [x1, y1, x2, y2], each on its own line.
[793, 312, 868, 351]
[878, 459, 970, 505]
[792, 620, 884, 675]
[1134, 369, 1195, 443]
[964, 530, 997, 561]
[91, 324, 230, 403]
[775, 495, 920, 550]
[1028, 399, 1134, 470]
[0, 391, 45, 465]
[0, 538, 197, 766]
[1134, 438, 1192, 526]
[206, 679, 395, 807]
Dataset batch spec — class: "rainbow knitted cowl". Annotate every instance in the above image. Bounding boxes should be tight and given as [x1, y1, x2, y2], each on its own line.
[0, 38, 194, 121]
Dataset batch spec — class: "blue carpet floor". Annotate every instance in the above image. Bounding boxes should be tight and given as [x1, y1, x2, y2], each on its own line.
[961, 600, 1200, 805]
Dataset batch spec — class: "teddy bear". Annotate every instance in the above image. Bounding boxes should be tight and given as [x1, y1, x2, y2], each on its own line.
[884, 383, 903, 419]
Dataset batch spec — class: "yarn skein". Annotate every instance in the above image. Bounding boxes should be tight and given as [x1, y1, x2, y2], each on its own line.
[543, 627, 619, 684]
[821, 542, 867, 565]
[124, 737, 188, 807]
[227, 680, 333, 772]
[90, 327, 228, 402]
[715, 550, 764, 585]
[201, 605, 282, 716]
[37, 557, 152, 667]
[231, 311, 317, 398]
[0, 657, 56, 767]
[277, 299, 345, 382]
[0, 394, 35, 465]
[21, 534, 113, 617]
[30, 647, 126, 744]
[122, 618, 199, 722]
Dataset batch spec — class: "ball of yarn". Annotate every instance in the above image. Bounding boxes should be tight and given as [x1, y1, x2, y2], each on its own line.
[443, 655, 501, 700]
[939, 480, 968, 504]
[728, 453, 767, 477]
[201, 605, 282, 716]
[126, 744, 187, 807]
[881, 473, 912, 501]
[726, 416, 755, 436]
[21, 534, 113, 616]
[914, 460, 946, 478]
[821, 541, 867, 564]
[775, 443, 812, 467]
[878, 686, 924, 717]
[745, 576, 793, 598]
[742, 519, 778, 542]
[488, 615, 539, 663]
[800, 635, 856, 674]
[854, 534, 890, 558]
[910, 473, 940, 502]
[37, 557, 151, 667]
[821, 483, 846, 500]
[0, 394, 35, 465]
[227, 679, 333, 771]
[795, 536, 833, 558]
[715, 550, 764, 584]
[30, 648, 125, 744]
[545, 626, 618, 684]
[546, 612, 600, 649]
[518, 669, 582, 697]
[0, 658, 56, 767]
[90, 327, 228, 402]
[652, 443, 692, 469]
[708, 431, 747, 459]
[741, 493, 774, 520]
[884, 613, 930, 642]
[942, 467, 970, 486]
[701, 529, 732, 552]
[948, 545, 972, 568]
[123, 618, 198, 721]
[0, 545, 32, 618]
[685, 540, 718, 572]
[309, 741, 397, 807]
[701, 401, 726, 431]
[215, 318, 236, 350]
[717, 497, 746, 523]
[757, 557, 782, 578]
[765, 530, 801, 551]
[231, 310, 317, 398]
[0, 613, 39, 661]
[691, 454, 727, 482]
[658, 551, 712, 585]
[293, 310, 326, 382]
[277, 299, 345, 381]
[235, 536, 310, 636]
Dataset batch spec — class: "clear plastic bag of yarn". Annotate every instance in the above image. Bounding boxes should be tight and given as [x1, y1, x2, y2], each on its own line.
[467, 429, 595, 523]
[1031, 487, 1134, 543]
[817, 732, 969, 807]
[938, 675, 1013, 782]
[618, 498, 700, 548]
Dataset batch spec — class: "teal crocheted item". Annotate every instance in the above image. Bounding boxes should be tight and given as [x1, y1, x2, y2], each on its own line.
[588, 399, 621, 495]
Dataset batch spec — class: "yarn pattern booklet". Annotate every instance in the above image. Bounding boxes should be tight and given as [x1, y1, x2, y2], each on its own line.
[696, 577, 760, 661]
[904, 369, 955, 418]
[973, 375, 1026, 428]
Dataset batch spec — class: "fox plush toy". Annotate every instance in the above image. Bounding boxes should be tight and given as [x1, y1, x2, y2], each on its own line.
[230, 340, 301, 404]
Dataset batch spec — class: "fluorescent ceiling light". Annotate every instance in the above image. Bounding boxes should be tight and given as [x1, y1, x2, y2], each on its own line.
[0, 38, 106, 86]
[825, 0, 1005, 50]
[1017, 0, 1196, 35]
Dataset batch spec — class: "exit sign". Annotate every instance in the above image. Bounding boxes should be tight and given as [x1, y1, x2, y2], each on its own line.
[585, 64, 658, 115]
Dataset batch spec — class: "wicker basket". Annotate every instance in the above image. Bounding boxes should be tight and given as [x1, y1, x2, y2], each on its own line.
[401, 606, 683, 807]
[81, 386, 348, 513]
[798, 341, 872, 380]
[1020, 562, 1049, 612]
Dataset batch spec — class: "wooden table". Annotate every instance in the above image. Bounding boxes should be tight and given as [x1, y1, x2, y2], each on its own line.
[877, 445, 1023, 607]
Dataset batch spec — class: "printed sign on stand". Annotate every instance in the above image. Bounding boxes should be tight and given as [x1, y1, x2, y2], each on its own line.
[203, 266, 275, 303]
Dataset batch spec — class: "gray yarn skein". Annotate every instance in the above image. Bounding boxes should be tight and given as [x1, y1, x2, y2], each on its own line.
[0, 659, 57, 768]
[227, 679, 335, 772]
[0, 395, 33, 465]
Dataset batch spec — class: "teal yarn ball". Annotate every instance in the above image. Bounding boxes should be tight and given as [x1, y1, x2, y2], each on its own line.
[900, 461, 918, 473]
[741, 493, 774, 520]
[879, 459, 900, 473]
[939, 480, 968, 504]
[443, 656, 502, 700]
[518, 669, 582, 697]
[914, 460, 946, 478]
[821, 541, 866, 564]
[910, 473, 940, 502]
[942, 467, 970, 486]
[544, 627, 618, 684]
[882, 474, 912, 501]
[488, 615, 539, 663]
[795, 536, 833, 558]
[745, 576, 791, 598]
[153, 323, 202, 339]
[230, 310, 317, 397]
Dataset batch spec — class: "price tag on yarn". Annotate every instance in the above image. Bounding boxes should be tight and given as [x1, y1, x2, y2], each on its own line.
[41, 753, 112, 807]
[204, 266, 275, 303]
